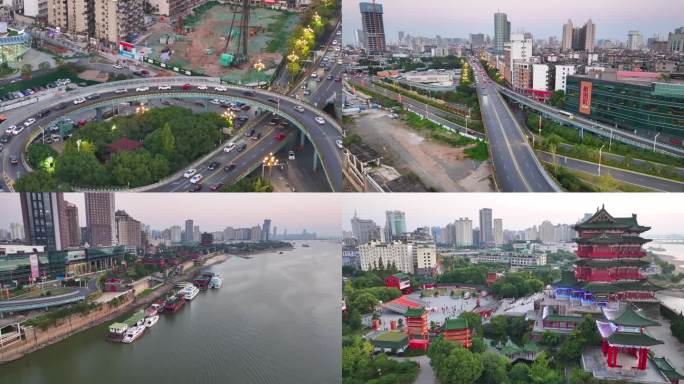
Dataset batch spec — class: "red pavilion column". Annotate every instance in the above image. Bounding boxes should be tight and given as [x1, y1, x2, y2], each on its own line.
[637, 348, 648, 370]
[601, 339, 608, 355]
[606, 346, 614, 367]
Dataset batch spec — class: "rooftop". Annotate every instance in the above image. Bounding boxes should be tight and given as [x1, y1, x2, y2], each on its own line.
[603, 305, 660, 327]
[443, 318, 468, 331]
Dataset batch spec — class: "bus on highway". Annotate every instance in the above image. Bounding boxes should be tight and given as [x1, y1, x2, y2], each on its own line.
[558, 110, 574, 119]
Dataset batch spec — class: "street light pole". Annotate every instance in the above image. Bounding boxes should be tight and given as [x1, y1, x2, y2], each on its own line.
[653, 132, 660, 152]
[598, 144, 605, 176]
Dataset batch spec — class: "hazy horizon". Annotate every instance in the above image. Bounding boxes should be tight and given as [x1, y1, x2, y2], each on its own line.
[343, 194, 684, 236]
[343, 0, 683, 45]
[0, 194, 342, 237]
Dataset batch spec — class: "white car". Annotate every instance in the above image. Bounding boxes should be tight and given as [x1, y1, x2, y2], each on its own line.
[189, 174, 203, 184]
[11, 125, 24, 135]
[24, 118, 36, 127]
[210, 99, 221, 105]
[310, 73, 318, 78]
[73, 97, 86, 105]
[197, 85, 208, 90]
[136, 86, 149, 92]
[183, 169, 197, 178]
[288, 151, 296, 160]
[51, 134, 61, 142]
[336, 140, 343, 149]
[314, 116, 326, 125]
[294, 105, 305, 113]
[224, 142, 237, 153]
[114, 88, 128, 93]
[113, 64, 124, 69]
[6, 125, 17, 135]
[215, 86, 228, 92]
[158, 85, 171, 90]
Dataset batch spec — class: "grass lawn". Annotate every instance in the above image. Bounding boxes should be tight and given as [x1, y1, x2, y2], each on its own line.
[0, 65, 99, 98]
[265, 12, 299, 54]
[375, 330, 408, 343]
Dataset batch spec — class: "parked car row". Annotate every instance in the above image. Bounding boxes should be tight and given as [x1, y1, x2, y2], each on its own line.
[0, 78, 72, 103]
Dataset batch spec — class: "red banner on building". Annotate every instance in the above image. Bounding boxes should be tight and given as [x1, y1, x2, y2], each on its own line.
[579, 81, 593, 115]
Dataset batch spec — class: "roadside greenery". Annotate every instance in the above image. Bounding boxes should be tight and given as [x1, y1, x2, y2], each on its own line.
[218, 176, 273, 192]
[285, 0, 340, 77]
[23, 302, 101, 330]
[15, 107, 229, 191]
[404, 112, 488, 161]
[528, 112, 683, 181]
[671, 313, 684, 343]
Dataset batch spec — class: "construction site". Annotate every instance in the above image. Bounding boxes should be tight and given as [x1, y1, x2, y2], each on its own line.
[141, 2, 300, 83]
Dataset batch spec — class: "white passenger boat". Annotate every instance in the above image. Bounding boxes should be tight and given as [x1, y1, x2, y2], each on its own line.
[144, 315, 159, 328]
[181, 285, 200, 300]
[209, 276, 223, 289]
[121, 326, 145, 343]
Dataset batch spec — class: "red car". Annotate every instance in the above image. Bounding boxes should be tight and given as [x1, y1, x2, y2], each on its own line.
[181, 84, 192, 91]
[209, 182, 224, 191]
[274, 133, 286, 141]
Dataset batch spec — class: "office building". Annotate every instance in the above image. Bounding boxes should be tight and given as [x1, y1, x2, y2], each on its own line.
[561, 19, 573, 52]
[565, 74, 684, 139]
[493, 218, 503, 246]
[184, 219, 194, 242]
[627, 30, 643, 50]
[479, 208, 493, 246]
[455, 218, 473, 247]
[261, 219, 271, 241]
[84, 192, 115, 247]
[10, 222, 24, 241]
[470, 33, 485, 49]
[200, 232, 213, 247]
[20, 193, 69, 252]
[359, 2, 386, 55]
[493, 12, 510, 52]
[668, 27, 684, 53]
[170, 226, 182, 243]
[115, 210, 142, 248]
[539, 220, 555, 244]
[64, 202, 81, 248]
[385, 210, 406, 241]
[193, 225, 200, 242]
[359, 241, 414, 274]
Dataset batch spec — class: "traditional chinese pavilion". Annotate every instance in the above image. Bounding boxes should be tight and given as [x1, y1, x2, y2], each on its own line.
[596, 305, 663, 371]
[559, 206, 659, 304]
[442, 318, 472, 349]
[404, 307, 429, 350]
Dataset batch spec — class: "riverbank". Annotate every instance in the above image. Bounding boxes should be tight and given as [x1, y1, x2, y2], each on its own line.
[0, 253, 222, 364]
[655, 253, 684, 273]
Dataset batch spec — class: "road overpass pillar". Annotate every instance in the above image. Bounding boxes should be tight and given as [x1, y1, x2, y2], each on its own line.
[299, 131, 306, 147]
[312, 151, 319, 173]
[204, 100, 209, 112]
[95, 107, 104, 120]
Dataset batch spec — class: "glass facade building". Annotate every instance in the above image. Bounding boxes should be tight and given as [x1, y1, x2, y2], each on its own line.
[565, 76, 684, 139]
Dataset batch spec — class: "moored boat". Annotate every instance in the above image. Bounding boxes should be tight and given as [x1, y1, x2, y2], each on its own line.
[107, 310, 144, 342]
[181, 284, 200, 300]
[121, 325, 145, 343]
[164, 294, 185, 313]
[144, 315, 159, 328]
[209, 275, 223, 289]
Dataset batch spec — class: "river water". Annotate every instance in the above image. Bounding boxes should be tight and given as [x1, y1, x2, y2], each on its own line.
[650, 242, 684, 263]
[2, 241, 341, 384]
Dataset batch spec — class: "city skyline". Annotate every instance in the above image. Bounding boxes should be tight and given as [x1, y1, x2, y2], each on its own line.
[342, 0, 682, 45]
[0, 194, 341, 237]
[343, 194, 684, 235]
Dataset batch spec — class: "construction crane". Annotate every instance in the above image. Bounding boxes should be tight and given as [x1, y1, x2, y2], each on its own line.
[220, 0, 250, 66]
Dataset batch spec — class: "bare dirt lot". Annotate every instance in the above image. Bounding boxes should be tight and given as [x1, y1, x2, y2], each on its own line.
[347, 109, 495, 192]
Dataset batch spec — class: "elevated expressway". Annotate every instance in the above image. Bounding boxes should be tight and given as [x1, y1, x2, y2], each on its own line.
[0, 77, 343, 191]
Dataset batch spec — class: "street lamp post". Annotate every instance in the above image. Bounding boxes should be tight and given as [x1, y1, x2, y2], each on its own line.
[653, 132, 660, 152]
[262, 153, 278, 181]
[598, 144, 605, 176]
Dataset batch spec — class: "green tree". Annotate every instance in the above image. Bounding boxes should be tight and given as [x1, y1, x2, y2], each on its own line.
[470, 337, 486, 353]
[352, 292, 379, 314]
[159, 122, 176, 158]
[14, 170, 58, 191]
[539, 330, 561, 347]
[435, 346, 484, 384]
[488, 316, 509, 344]
[458, 311, 483, 336]
[55, 147, 108, 187]
[38, 61, 51, 71]
[549, 91, 565, 108]
[20, 63, 33, 78]
[528, 352, 562, 384]
[26, 143, 58, 170]
[478, 351, 510, 384]
[508, 363, 530, 384]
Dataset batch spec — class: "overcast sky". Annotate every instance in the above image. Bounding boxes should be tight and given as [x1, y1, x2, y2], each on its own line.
[343, 194, 684, 235]
[0, 194, 342, 236]
[343, 0, 683, 45]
